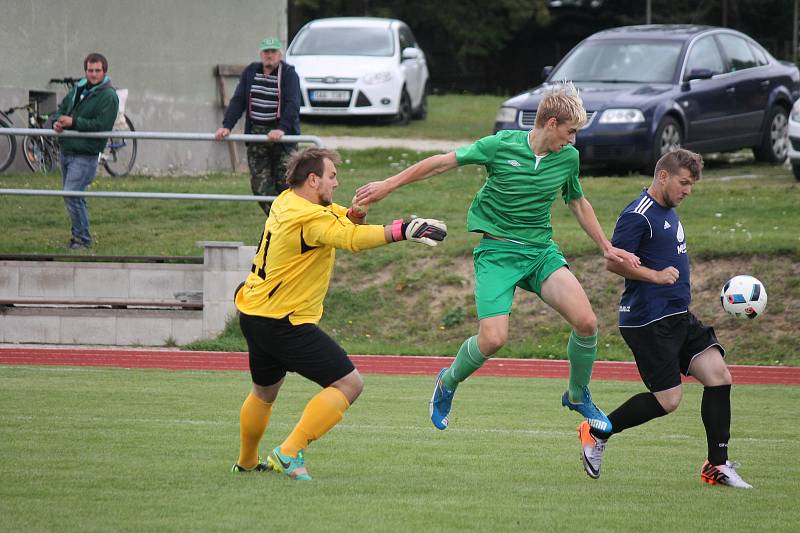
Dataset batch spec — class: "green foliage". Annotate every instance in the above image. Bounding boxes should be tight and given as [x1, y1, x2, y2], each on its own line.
[290, 1, 549, 74]
[441, 306, 466, 328]
[1, 366, 798, 531]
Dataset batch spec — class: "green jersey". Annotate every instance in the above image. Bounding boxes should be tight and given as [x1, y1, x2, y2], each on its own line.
[455, 130, 583, 245]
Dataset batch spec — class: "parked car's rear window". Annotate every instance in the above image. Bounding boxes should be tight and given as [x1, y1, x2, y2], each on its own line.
[290, 27, 395, 56]
[717, 34, 758, 71]
[552, 40, 683, 84]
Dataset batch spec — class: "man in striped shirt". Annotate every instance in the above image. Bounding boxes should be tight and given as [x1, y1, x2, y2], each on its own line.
[216, 38, 301, 215]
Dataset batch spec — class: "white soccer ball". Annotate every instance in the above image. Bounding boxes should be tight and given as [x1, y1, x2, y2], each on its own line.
[720, 275, 767, 319]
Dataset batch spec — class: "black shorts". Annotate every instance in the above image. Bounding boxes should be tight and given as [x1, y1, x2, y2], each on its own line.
[238, 312, 355, 388]
[619, 312, 725, 393]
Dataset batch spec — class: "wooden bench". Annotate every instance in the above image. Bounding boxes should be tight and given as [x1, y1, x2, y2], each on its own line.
[0, 298, 202, 310]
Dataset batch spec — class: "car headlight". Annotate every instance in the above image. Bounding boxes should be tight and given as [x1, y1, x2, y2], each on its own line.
[599, 109, 645, 124]
[363, 71, 393, 85]
[495, 107, 517, 123]
[791, 100, 800, 123]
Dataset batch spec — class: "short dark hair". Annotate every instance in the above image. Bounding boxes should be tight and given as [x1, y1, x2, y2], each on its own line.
[654, 148, 703, 181]
[286, 148, 342, 187]
[84, 53, 108, 73]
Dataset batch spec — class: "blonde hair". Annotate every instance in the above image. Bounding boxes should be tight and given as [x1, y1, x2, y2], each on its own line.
[534, 81, 587, 129]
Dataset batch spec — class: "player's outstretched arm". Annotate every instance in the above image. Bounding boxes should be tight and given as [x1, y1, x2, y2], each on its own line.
[355, 152, 458, 206]
[568, 197, 640, 268]
[383, 218, 448, 247]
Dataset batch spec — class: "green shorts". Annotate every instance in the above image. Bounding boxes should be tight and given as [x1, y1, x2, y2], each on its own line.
[473, 237, 568, 319]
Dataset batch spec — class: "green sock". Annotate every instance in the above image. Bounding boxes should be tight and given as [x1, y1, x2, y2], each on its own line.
[443, 336, 486, 391]
[567, 330, 597, 402]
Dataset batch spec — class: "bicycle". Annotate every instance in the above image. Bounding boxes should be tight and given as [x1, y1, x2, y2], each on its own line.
[0, 100, 59, 174]
[0, 107, 18, 172]
[49, 77, 138, 177]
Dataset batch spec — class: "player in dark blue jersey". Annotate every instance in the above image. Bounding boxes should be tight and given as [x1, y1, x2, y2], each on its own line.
[575, 149, 752, 488]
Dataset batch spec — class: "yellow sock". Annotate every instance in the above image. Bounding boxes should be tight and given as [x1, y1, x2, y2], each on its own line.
[281, 387, 350, 457]
[237, 392, 273, 469]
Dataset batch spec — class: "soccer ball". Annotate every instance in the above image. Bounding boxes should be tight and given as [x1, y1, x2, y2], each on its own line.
[720, 275, 767, 319]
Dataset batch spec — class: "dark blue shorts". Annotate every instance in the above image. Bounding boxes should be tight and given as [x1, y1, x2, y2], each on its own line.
[619, 312, 725, 392]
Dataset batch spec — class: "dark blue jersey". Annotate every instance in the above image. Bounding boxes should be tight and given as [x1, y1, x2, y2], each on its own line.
[611, 191, 691, 327]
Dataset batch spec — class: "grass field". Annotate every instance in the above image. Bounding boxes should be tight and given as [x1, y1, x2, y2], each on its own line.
[1, 365, 798, 532]
[299, 94, 506, 142]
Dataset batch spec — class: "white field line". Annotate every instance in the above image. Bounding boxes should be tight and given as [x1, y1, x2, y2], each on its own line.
[0, 414, 790, 445]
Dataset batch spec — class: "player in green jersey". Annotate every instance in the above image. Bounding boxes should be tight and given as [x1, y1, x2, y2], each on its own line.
[355, 82, 640, 435]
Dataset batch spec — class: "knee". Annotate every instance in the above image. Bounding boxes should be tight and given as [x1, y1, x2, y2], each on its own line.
[478, 329, 506, 356]
[337, 370, 364, 405]
[713, 365, 732, 386]
[657, 390, 682, 413]
[573, 313, 598, 337]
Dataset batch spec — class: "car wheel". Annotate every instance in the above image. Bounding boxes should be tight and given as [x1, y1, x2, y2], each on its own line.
[412, 82, 429, 120]
[650, 116, 682, 170]
[792, 160, 800, 181]
[753, 106, 789, 163]
[394, 88, 412, 126]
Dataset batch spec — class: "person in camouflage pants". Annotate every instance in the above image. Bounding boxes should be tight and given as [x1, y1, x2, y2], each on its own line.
[216, 37, 301, 216]
[248, 124, 291, 215]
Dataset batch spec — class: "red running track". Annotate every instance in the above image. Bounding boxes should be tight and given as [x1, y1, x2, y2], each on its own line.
[1, 346, 798, 385]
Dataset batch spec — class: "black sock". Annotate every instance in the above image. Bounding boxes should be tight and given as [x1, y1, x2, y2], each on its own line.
[702, 384, 731, 466]
[590, 392, 667, 439]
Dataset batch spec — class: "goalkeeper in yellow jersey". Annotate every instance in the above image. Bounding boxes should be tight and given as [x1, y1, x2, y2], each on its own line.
[231, 147, 447, 480]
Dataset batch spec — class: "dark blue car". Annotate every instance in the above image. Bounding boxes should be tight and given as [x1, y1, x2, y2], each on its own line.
[494, 25, 800, 171]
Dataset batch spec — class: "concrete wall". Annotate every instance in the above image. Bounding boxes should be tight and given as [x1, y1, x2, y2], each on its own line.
[0, 0, 287, 174]
[0, 242, 257, 346]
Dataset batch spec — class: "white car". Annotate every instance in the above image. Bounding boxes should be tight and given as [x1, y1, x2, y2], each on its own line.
[789, 99, 800, 181]
[285, 17, 430, 124]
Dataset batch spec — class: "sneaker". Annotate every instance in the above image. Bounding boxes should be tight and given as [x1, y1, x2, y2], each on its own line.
[267, 446, 312, 481]
[429, 367, 455, 430]
[578, 421, 607, 479]
[561, 386, 612, 433]
[68, 239, 91, 250]
[231, 459, 269, 473]
[700, 460, 753, 489]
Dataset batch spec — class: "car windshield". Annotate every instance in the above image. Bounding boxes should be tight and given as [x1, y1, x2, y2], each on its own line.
[290, 27, 395, 56]
[551, 40, 683, 83]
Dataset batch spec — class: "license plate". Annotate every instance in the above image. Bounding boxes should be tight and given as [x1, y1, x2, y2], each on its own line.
[309, 90, 350, 102]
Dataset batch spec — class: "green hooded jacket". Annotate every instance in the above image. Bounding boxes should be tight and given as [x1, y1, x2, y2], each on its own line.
[53, 76, 119, 155]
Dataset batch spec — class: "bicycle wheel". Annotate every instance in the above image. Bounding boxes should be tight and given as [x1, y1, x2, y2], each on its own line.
[102, 115, 137, 176]
[0, 117, 17, 172]
[22, 135, 57, 174]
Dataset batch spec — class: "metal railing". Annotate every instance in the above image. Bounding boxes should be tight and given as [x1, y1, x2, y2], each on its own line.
[0, 128, 324, 202]
[0, 127, 324, 145]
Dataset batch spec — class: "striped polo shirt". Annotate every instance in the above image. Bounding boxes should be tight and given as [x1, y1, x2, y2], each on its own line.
[249, 65, 280, 125]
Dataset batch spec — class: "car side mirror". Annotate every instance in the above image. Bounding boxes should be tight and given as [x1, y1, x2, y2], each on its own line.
[686, 68, 714, 81]
[401, 47, 420, 61]
[542, 66, 553, 80]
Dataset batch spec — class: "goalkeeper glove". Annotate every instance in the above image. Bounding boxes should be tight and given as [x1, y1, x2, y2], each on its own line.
[390, 218, 447, 246]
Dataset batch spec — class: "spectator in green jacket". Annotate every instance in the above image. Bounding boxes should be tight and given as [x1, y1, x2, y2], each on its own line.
[52, 53, 119, 249]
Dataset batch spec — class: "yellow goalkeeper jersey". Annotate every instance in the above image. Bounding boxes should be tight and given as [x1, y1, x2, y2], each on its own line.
[235, 189, 387, 325]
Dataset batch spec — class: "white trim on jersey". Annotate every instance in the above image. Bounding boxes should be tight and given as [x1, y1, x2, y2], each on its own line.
[629, 196, 654, 238]
[618, 309, 688, 328]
